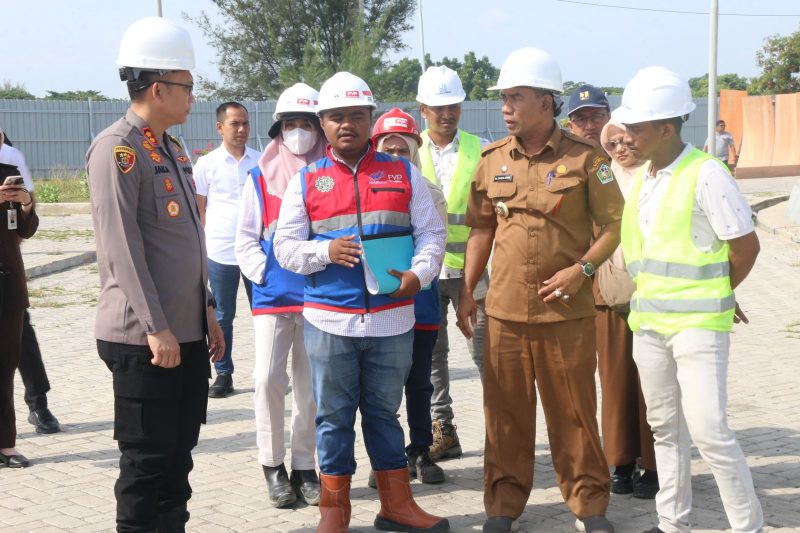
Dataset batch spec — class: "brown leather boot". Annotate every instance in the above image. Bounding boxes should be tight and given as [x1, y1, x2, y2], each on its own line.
[373, 468, 449, 532]
[317, 474, 351, 533]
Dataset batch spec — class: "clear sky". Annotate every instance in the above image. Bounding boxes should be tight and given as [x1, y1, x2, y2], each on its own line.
[2, 0, 799, 99]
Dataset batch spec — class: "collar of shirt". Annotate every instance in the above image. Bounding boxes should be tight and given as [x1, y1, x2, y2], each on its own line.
[428, 129, 461, 154]
[508, 120, 561, 160]
[328, 144, 371, 172]
[210, 144, 258, 166]
[644, 143, 693, 180]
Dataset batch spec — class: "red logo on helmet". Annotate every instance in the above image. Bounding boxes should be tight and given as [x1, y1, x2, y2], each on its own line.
[384, 117, 408, 129]
[345, 90, 360, 98]
[297, 98, 310, 105]
[363, 90, 372, 97]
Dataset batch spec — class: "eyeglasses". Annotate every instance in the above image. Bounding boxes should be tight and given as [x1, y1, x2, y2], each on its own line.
[570, 112, 609, 127]
[603, 139, 633, 152]
[156, 80, 194, 94]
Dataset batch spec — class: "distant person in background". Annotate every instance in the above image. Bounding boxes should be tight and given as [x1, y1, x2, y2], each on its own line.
[1, 158, 39, 468]
[567, 84, 610, 144]
[0, 128, 61, 435]
[194, 102, 260, 399]
[703, 120, 737, 167]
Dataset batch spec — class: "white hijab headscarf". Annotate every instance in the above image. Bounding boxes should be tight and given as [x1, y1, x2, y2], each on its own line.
[599, 118, 642, 200]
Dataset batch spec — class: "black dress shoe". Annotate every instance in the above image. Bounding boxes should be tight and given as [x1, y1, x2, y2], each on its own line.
[263, 464, 297, 508]
[610, 464, 634, 494]
[28, 408, 61, 434]
[208, 374, 233, 398]
[483, 516, 514, 533]
[408, 449, 445, 484]
[290, 469, 320, 506]
[0, 451, 31, 468]
[632, 469, 659, 499]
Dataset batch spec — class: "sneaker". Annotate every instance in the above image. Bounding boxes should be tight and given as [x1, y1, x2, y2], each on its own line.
[575, 515, 615, 533]
[429, 420, 462, 461]
[208, 374, 233, 398]
[632, 469, 659, 499]
[408, 449, 445, 484]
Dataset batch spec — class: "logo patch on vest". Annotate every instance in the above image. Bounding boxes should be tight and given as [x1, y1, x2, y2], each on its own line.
[315, 176, 335, 192]
[113, 146, 136, 174]
[369, 171, 385, 182]
[596, 163, 615, 184]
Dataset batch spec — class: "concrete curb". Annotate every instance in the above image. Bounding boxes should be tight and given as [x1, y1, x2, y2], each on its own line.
[36, 202, 92, 215]
[26, 251, 97, 279]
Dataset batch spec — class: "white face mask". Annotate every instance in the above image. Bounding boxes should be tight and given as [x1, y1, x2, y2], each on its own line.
[282, 127, 316, 155]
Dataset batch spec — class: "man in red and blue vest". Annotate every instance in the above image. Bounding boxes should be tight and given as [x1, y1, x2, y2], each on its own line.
[274, 72, 448, 533]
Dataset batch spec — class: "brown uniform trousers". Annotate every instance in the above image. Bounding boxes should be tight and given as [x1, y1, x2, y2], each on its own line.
[467, 126, 625, 520]
[595, 306, 656, 471]
[484, 316, 610, 518]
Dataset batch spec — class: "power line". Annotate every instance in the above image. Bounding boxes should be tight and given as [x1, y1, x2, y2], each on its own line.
[554, 0, 800, 17]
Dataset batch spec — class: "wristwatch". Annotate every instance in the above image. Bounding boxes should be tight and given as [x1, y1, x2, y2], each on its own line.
[576, 259, 595, 277]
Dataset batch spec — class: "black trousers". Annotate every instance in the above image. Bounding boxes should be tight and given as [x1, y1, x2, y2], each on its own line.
[18, 310, 51, 411]
[97, 339, 210, 533]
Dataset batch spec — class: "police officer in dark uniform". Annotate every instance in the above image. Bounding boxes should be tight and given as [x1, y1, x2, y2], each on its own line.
[86, 17, 224, 533]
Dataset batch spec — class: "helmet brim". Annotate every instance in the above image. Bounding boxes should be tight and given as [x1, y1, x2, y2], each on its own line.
[417, 95, 466, 106]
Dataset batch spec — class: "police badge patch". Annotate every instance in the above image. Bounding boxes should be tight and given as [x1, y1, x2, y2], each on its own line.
[315, 176, 334, 192]
[596, 163, 615, 184]
[113, 146, 136, 174]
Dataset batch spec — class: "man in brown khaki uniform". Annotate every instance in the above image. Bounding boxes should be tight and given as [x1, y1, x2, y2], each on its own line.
[457, 48, 623, 533]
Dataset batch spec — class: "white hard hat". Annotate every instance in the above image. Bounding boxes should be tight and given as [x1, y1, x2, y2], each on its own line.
[416, 65, 466, 106]
[117, 17, 195, 72]
[316, 72, 377, 114]
[489, 47, 563, 93]
[612, 66, 696, 124]
[269, 83, 320, 137]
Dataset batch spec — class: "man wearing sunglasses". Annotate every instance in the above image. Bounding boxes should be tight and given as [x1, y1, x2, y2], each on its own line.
[86, 17, 224, 533]
[568, 84, 611, 144]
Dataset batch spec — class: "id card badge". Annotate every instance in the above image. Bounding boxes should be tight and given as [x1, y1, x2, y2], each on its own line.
[7, 208, 17, 230]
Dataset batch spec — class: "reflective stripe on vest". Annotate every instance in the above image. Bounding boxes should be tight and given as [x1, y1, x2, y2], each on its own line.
[620, 148, 734, 334]
[310, 211, 411, 236]
[419, 129, 481, 270]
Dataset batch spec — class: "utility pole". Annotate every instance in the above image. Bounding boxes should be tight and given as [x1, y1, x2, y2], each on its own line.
[418, 0, 426, 73]
[707, 0, 718, 152]
[155, 0, 162, 16]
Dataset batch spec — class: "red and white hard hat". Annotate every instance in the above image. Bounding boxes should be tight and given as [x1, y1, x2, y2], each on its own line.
[372, 108, 421, 146]
[269, 83, 320, 137]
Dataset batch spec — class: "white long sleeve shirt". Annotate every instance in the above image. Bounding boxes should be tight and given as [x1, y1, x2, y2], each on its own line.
[234, 176, 268, 284]
[273, 154, 446, 338]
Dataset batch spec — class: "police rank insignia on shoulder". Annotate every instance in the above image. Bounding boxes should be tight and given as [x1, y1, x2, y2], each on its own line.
[596, 163, 615, 184]
[142, 127, 159, 146]
[113, 146, 136, 174]
[493, 174, 513, 182]
[149, 152, 162, 163]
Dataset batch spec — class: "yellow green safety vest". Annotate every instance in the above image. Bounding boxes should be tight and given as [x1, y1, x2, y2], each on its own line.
[419, 129, 481, 270]
[621, 148, 735, 334]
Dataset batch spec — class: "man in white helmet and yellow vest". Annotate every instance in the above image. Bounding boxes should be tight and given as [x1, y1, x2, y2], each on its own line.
[458, 47, 622, 533]
[416, 65, 488, 461]
[615, 66, 763, 533]
[87, 17, 225, 532]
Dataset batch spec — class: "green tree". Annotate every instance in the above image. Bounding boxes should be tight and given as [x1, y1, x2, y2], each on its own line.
[749, 26, 800, 94]
[44, 90, 110, 100]
[562, 81, 623, 96]
[186, 0, 415, 99]
[373, 58, 422, 101]
[688, 73, 749, 97]
[0, 80, 35, 100]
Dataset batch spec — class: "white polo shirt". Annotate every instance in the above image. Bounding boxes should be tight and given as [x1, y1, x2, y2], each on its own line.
[638, 144, 754, 253]
[193, 144, 260, 265]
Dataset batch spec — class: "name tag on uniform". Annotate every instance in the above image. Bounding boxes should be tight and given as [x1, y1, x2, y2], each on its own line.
[493, 174, 513, 182]
[7, 208, 17, 230]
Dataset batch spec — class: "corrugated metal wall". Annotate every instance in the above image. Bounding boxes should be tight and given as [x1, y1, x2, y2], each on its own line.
[0, 97, 712, 178]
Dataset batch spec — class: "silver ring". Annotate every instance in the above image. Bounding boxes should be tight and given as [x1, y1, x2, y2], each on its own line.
[561, 294, 570, 301]
[554, 288, 563, 298]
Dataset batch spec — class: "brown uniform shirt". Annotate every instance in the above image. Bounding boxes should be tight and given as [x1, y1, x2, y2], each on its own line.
[87, 109, 208, 345]
[466, 123, 624, 324]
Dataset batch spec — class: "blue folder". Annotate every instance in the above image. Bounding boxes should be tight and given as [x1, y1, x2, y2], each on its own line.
[361, 233, 414, 295]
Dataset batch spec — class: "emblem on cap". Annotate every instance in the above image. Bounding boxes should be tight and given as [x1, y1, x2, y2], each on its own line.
[166, 200, 180, 218]
[580, 91, 590, 100]
[113, 146, 136, 174]
[315, 176, 335, 193]
[495, 201, 509, 218]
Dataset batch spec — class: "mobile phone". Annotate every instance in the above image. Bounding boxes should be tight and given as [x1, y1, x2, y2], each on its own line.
[2, 175, 24, 187]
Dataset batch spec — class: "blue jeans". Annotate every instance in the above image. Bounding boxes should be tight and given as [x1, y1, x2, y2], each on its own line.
[303, 320, 413, 475]
[406, 329, 438, 453]
[207, 259, 251, 376]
